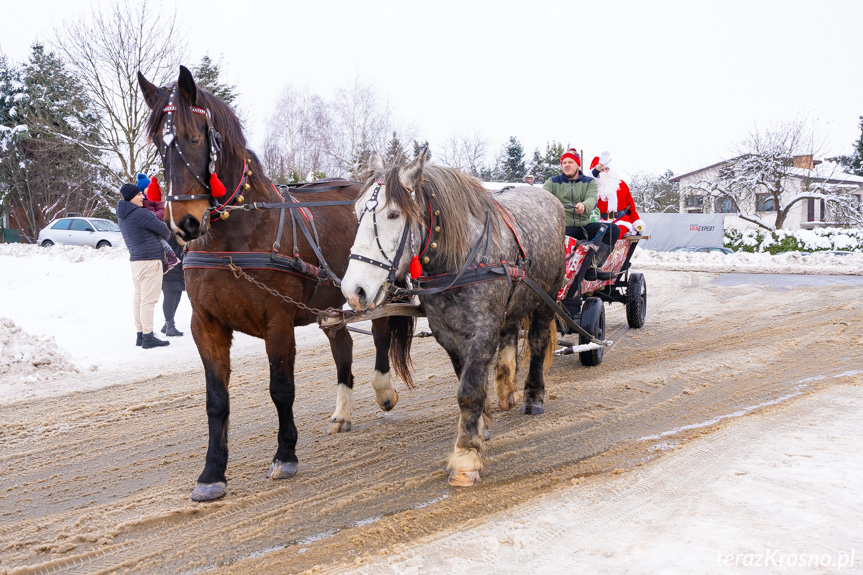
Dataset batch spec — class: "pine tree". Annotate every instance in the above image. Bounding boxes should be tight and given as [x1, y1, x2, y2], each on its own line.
[0, 44, 110, 241]
[192, 55, 239, 107]
[840, 117, 863, 176]
[385, 131, 406, 164]
[494, 136, 526, 182]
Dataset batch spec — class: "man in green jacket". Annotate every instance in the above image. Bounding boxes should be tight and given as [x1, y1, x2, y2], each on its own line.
[543, 148, 615, 312]
[542, 148, 599, 238]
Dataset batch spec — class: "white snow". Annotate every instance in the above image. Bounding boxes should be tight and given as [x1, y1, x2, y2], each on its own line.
[1, 242, 862, 573]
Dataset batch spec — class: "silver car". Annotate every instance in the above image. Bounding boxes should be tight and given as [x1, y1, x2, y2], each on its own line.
[37, 217, 125, 249]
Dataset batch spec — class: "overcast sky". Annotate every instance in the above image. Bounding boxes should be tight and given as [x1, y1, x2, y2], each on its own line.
[2, 0, 862, 178]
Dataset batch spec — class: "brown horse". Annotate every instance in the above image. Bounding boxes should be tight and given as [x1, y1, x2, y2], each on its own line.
[138, 66, 399, 502]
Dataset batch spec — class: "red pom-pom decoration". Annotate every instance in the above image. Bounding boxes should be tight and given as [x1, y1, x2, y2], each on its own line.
[210, 172, 227, 198]
[147, 178, 162, 202]
[410, 255, 423, 279]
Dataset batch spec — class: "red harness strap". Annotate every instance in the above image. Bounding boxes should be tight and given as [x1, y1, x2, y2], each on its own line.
[493, 201, 527, 261]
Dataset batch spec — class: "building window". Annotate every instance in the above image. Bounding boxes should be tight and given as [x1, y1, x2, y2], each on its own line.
[714, 196, 738, 213]
[756, 194, 776, 212]
[685, 195, 704, 209]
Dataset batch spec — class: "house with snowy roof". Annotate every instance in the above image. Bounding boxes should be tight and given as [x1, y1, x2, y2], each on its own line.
[670, 155, 863, 231]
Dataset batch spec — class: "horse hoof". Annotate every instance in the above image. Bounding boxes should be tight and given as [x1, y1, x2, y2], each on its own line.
[267, 460, 298, 480]
[448, 469, 481, 487]
[191, 482, 227, 502]
[326, 418, 352, 434]
[522, 402, 544, 415]
[380, 390, 399, 412]
[499, 391, 521, 411]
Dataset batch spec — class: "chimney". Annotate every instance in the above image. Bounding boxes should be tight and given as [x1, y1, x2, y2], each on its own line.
[792, 155, 814, 169]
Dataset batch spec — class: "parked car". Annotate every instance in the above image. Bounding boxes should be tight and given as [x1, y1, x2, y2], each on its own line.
[37, 217, 125, 249]
[670, 246, 734, 254]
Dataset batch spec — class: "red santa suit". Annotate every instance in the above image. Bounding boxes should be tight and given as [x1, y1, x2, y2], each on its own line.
[595, 167, 642, 237]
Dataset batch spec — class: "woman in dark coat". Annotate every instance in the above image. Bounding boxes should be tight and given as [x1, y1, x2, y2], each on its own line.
[160, 234, 186, 336]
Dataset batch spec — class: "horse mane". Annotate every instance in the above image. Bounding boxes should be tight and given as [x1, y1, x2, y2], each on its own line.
[364, 163, 501, 270]
[144, 83, 248, 178]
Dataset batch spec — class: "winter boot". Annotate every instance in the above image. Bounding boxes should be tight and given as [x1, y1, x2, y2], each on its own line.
[141, 332, 170, 349]
[163, 320, 184, 337]
[136, 331, 143, 346]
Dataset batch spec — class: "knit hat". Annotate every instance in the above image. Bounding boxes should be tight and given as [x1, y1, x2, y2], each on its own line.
[560, 148, 581, 167]
[136, 173, 150, 192]
[120, 183, 141, 201]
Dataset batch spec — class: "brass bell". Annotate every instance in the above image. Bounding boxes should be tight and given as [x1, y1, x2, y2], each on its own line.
[434, 210, 440, 216]
[434, 226, 440, 232]
[220, 211, 230, 220]
[422, 256, 430, 264]
[237, 195, 244, 203]
[243, 183, 250, 190]
[247, 170, 253, 176]
[430, 242, 438, 250]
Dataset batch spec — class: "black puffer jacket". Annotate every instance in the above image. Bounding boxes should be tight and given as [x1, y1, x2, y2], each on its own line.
[116, 200, 171, 261]
[162, 234, 185, 291]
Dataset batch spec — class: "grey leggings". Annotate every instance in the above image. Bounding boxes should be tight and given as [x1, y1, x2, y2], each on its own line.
[162, 289, 183, 322]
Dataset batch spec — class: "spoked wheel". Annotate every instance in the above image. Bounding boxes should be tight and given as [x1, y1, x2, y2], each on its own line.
[578, 297, 605, 366]
[626, 272, 647, 328]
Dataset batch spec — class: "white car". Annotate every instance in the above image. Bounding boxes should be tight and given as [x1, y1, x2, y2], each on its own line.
[37, 217, 125, 249]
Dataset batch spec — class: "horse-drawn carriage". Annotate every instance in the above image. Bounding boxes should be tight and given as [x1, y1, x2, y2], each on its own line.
[139, 65, 648, 500]
[555, 230, 648, 366]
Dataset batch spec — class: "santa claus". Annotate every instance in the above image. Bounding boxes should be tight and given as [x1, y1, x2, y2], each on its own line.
[590, 151, 646, 237]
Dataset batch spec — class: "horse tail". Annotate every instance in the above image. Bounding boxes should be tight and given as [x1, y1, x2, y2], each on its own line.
[543, 318, 556, 375]
[518, 317, 556, 376]
[518, 316, 531, 366]
[388, 315, 416, 389]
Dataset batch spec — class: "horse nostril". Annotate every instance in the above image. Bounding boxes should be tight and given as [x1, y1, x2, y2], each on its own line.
[356, 287, 366, 304]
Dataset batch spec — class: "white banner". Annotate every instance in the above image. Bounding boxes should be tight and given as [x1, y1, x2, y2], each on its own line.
[638, 213, 725, 252]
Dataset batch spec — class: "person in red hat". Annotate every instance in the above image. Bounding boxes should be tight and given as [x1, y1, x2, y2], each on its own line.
[590, 151, 645, 237]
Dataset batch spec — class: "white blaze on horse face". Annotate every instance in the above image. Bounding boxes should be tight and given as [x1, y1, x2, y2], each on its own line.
[341, 182, 407, 311]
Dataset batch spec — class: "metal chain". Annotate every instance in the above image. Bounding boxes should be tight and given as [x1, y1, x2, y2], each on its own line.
[227, 263, 355, 325]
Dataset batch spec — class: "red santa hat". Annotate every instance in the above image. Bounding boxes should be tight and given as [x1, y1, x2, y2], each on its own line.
[560, 148, 581, 167]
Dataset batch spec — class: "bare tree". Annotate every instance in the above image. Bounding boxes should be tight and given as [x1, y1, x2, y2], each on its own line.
[262, 86, 331, 183]
[438, 132, 488, 177]
[327, 77, 393, 179]
[629, 170, 679, 213]
[53, 0, 186, 183]
[686, 121, 862, 230]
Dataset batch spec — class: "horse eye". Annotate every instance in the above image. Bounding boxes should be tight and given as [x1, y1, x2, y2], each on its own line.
[387, 211, 400, 220]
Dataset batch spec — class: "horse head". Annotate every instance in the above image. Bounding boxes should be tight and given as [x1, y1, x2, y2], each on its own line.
[341, 151, 428, 311]
[138, 65, 248, 243]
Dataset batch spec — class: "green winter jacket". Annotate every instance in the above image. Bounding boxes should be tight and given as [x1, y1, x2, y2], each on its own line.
[543, 172, 598, 227]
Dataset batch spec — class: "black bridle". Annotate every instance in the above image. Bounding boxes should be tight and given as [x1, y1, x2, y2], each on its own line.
[348, 181, 413, 286]
[156, 87, 251, 225]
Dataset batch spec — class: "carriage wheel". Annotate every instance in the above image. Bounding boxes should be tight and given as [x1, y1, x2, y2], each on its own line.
[578, 297, 605, 366]
[625, 272, 647, 329]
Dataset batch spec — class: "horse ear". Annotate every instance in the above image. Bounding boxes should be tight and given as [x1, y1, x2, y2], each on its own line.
[178, 65, 198, 105]
[138, 72, 161, 110]
[368, 152, 384, 173]
[399, 147, 427, 190]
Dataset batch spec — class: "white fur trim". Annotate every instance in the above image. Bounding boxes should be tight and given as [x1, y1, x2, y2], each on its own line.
[596, 167, 621, 212]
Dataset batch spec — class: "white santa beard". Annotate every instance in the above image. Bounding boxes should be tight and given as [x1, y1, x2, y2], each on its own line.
[596, 168, 620, 212]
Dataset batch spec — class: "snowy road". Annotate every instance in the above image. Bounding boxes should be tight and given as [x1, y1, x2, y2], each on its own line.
[2, 261, 861, 574]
